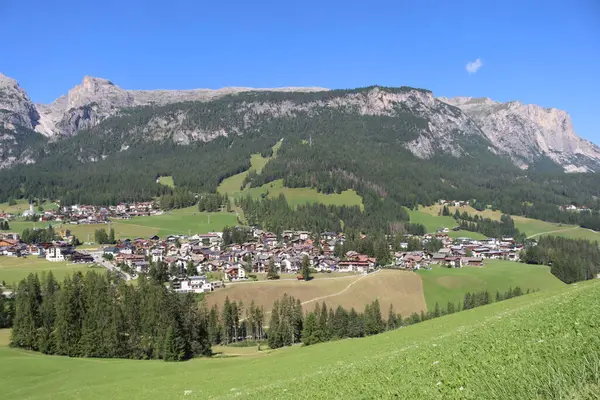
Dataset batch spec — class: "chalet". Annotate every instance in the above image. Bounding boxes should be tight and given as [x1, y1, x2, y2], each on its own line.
[225, 265, 246, 281]
[71, 251, 94, 263]
[461, 257, 483, 267]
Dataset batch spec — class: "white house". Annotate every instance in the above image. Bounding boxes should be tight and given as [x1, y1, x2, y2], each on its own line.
[46, 246, 67, 262]
[176, 276, 213, 294]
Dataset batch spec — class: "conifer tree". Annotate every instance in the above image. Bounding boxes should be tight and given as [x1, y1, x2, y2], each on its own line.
[301, 255, 311, 281]
[387, 304, 398, 330]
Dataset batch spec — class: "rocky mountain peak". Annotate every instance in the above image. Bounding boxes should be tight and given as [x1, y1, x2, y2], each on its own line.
[440, 96, 600, 172]
[0, 72, 40, 131]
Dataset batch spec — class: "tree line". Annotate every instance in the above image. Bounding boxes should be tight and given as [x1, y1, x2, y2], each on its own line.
[0, 220, 10, 230]
[10, 271, 211, 361]
[520, 236, 600, 283]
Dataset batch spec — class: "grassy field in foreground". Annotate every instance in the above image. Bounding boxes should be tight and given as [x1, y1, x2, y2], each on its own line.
[417, 259, 565, 310]
[0, 279, 597, 399]
[207, 269, 426, 316]
[157, 176, 175, 188]
[0, 256, 103, 287]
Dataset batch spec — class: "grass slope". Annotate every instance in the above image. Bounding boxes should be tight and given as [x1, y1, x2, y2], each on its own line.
[207, 270, 426, 316]
[407, 208, 486, 239]
[0, 280, 597, 399]
[417, 259, 565, 310]
[0, 256, 103, 287]
[157, 176, 175, 188]
[218, 141, 363, 209]
[421, 204, 600, 240]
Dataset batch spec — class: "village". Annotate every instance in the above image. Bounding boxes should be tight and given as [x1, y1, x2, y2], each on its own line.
[0, 217, 524, 295]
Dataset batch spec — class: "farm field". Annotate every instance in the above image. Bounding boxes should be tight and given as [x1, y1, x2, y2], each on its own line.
[407, 208, 486, 239]
[206, 270, 426, 317]
[416, 259, 565, 309]
[0, 256, 103, 287]
[157, 176, 175, 188]
[0, 279, 597, 399]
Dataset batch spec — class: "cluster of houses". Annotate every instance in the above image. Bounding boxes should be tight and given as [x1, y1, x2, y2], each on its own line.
[0, 232, 94, 263]
[393, 234, 522, 270]
[1, 202, 161, 225]
[559, 204, 591, 213]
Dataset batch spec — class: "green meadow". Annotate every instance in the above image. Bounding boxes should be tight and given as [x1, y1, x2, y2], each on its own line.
[218, 141, 364, 209]
[157, 176, 175, 188]
[3, 208, 238, 241]
[0, 256, 102, 287]
[0, 279, 597, 399]
[417, 259, 565, 310]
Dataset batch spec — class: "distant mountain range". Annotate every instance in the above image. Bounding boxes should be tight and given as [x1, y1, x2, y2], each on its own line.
[1, 72, 598, 173]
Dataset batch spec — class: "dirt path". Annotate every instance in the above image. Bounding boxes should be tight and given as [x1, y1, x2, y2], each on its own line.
[300, 270, 378, 306]
[526, 226, 579, 239]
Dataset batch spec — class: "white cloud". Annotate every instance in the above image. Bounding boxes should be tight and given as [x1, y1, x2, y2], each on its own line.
[466, 58, 483, 74]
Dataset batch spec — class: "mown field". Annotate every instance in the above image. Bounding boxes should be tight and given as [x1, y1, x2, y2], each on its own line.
[417, 259, 565, 309]
[0, 279, 597, 399]
[207, 269, 426, 317]
[2, 208, 238, 240]
[0, 256, 103, 287]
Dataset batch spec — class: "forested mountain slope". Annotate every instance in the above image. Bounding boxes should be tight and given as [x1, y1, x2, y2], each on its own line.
[2, 80, 600, 232]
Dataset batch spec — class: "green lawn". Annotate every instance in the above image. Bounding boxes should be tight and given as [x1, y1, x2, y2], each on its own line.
[157, 176, 175, 188]
[0, 256, 103, 287]
[416, 259, 565, 310]
[0, 199, 59, 215]
[0, 280, 597, 399]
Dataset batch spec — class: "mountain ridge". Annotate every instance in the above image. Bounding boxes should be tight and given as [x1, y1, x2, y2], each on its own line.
[0, 72, 599, 173]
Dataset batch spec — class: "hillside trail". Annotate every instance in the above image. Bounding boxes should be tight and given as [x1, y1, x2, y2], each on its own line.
[249, 270, 379, 320]
[300, 269, 379, 306]
[526, 226, 579, 239]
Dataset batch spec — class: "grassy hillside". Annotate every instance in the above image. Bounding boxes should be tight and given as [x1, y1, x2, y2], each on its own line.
[407, 208, 487, 239]
[417, 259, 565, 309]
[156, 176, 175, 188]
[218, 141, 364, 209]
[207, 269, 426, 316]
[0, 257, 103, 287]
[0, 279, 597, 399]
[417, 204, 600, 240]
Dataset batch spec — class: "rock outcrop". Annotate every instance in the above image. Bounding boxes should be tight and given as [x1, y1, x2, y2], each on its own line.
[439, 96, 600, 172]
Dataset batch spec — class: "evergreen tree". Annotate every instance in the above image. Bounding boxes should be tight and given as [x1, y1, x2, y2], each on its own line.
[433, 302, 441, 318]
[267, 300, 282, 349]
[108, 228, 116, 244]
[302, 312, 318, 345]
[387, 304, 398, 330]
[266, 258, 280, 280]
[301, 255, 311, 281]
[446, 301, 456, 314]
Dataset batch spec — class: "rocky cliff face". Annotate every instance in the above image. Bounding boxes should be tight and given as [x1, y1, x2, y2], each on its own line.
[439, 96, 600, 172]
[33, 76, 328, 137]
[0, 73, 40, 131]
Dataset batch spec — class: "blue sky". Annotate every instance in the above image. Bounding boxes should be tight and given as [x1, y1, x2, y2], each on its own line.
[2, 0, 599, 141]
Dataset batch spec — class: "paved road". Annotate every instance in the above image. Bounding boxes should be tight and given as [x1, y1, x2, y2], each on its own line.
[90, 252, 133, 281]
